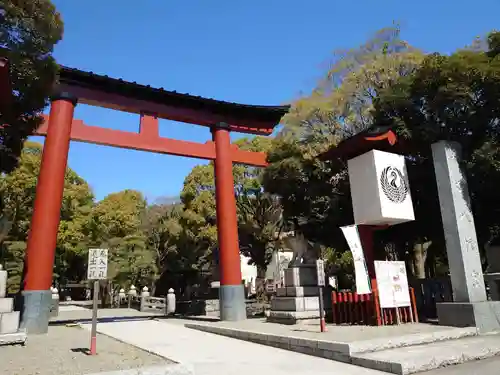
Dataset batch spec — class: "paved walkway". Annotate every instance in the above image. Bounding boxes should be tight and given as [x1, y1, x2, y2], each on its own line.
[82, 319, 387, 375]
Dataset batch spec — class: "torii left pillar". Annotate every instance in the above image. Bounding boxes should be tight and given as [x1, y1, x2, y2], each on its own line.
[212, 122, 246, 321]
[20, 92, 77, 334]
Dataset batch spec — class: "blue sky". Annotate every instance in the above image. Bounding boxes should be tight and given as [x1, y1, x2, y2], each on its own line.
[31, 0, 500, 202]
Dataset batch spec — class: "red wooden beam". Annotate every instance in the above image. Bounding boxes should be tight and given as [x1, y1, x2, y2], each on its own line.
[59, 84, 274, 136]
[36, 114, 268, 167]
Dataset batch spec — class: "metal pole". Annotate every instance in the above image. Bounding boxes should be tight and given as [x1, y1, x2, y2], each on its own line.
[318, 285, 326, 332]
[90, 280, 99, 355]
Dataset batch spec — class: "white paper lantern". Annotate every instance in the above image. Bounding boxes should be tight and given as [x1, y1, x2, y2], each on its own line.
[347, 150, 415, 225]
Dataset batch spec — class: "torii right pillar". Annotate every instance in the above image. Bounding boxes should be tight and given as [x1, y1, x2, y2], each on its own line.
[212, 122, 246, 321]
[432, 140, 500, 332]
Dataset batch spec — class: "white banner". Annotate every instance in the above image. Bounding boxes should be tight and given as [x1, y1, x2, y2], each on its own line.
[340, 225, 371, 294]
[374, 261, 411, 308]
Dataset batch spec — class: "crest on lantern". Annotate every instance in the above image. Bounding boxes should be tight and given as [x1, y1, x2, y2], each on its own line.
[347, 149, 414, 225]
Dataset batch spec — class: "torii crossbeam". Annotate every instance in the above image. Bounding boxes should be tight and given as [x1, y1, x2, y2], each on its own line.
[1, 62, 289, 334]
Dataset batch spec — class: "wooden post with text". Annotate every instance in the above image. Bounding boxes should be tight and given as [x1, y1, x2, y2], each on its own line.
[87, 248, 108, 355]
[316, 259, 327, 332]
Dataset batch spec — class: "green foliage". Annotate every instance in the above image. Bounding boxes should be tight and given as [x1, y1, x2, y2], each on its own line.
[265, 26, 421, 247]
[281, 25, 424, 155]
[179, 136, 275, 275]
[373, 30, 500, 249]
[0, 0, 64, 173]
[0, 141, 94, 291]
[237, 191, 284, 275]
[89, 190, 157, 287]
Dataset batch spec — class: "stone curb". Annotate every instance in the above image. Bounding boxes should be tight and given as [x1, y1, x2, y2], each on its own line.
[85, 364, 194, 375]
[184, 323, 351, 362]
[184, 323, 481, 374]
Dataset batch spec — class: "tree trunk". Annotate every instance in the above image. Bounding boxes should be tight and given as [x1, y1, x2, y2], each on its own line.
[413, 241, 432, 279]
[255, 265, 267, 302]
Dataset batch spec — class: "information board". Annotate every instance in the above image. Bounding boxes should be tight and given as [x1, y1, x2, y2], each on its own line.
[87, 248, 108, 280]
[374, 260, 411, 308]
[316, 259, 325, 286]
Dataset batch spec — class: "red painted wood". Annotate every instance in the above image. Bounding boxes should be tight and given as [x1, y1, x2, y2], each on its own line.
[213, 126, 243, 286]
[60, 84, 275, 135]
[410, 287, 419, 323]
[35, 115, 269, 167]
[24, 99, 75, 291]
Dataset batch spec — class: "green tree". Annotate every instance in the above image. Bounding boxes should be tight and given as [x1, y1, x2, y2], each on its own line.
[372, 30, 500, 268]
[89, 190, 157, 288]
[236, 192, 284, 278]
[0, 0, 64, 173]
[263, 26, 426, 282]
[179, 136, 274, 278]
[0, 141, 94, 292]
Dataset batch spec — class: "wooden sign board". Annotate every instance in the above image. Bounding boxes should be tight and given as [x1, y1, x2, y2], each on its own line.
[87, 248, 108, 280]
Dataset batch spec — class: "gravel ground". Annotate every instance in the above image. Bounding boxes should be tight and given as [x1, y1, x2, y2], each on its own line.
[0, 325, 173, 375]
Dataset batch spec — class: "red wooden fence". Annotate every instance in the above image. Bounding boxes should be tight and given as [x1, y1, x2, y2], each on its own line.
[331, 287, 419, 326]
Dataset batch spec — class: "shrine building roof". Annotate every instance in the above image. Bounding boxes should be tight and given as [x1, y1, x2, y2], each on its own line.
[318, 125, 406, 161]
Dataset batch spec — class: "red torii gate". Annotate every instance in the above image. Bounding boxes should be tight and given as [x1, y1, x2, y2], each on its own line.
[1, 63, 288, 333]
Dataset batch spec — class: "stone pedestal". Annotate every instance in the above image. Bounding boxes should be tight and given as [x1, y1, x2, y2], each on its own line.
[267, 266, 321, 324]
[436, 301, 500, 332]
[0, 266, 27, 345]
[432, 141, 500, 332]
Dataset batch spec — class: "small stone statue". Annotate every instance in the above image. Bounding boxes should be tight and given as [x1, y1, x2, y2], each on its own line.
[283, 230, 319, 267]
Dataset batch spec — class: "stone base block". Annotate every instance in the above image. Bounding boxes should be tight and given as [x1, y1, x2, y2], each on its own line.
[20, 289, 52, 334]
[276, 286, 318, 297]
[284, 267, 317, 287]
[0, 311, 20, 334]
[266, 310, 321, 325]
[0, 298, 13, 313]
[0, 329, 27, 346]
[437, 301, 500, 333]
[219, 284, 246, 321]
[271, 296, 319, 312]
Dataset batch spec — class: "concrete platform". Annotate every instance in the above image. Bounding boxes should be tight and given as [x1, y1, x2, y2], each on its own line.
[183, 319, 500, 374]
[0, 329, 27, 346]
[352, 334, 500, 374]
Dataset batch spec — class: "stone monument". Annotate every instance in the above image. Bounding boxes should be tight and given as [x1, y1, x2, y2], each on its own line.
[0, 265, 27, 345]
[432, 141, 500, 332]
[267, 231, 322, 324]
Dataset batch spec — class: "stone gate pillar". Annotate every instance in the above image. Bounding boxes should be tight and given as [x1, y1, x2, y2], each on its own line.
[21, 92, 76, 334]
[212, 122, 246, 321]
[432, 140, 500, 332]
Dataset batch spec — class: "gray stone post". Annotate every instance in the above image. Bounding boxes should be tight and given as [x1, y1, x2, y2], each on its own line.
[432, 140, 500, 331]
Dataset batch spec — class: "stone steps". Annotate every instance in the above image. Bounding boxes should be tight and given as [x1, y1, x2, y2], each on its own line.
[184, 322, 488, 374]
[351, 333, 500, 374]
[0, 265, 27, 346]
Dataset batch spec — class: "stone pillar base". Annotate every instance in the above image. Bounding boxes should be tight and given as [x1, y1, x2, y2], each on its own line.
[219, 284, 246, 321]
[19, 290, 52, 334]
[437, 301, 500, 333]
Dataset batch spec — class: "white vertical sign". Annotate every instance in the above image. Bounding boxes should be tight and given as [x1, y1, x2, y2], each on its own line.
[374, 261, 411, 308]
[87, 249, 108, 280]
[340, 225, 371, 294]
[316, 259, 325, 286]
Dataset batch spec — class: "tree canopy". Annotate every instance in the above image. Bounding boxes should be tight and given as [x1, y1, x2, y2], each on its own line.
[0, 0, 63, 173]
